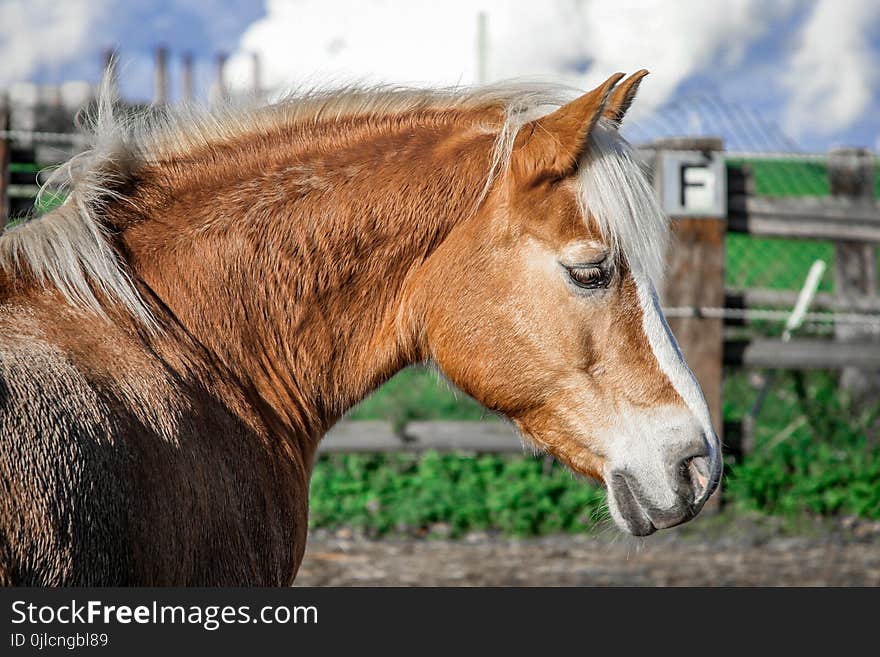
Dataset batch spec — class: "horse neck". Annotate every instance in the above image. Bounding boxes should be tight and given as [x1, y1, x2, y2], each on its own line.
[117, 112, 495, 442]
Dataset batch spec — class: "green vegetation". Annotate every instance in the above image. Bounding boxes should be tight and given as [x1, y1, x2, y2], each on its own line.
[311, 368, 879, 536]
[311, 451, 607, 537]
[725, 372, 880, 519]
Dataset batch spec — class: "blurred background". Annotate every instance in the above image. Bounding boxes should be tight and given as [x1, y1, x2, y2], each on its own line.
[1, 0, 879, 585]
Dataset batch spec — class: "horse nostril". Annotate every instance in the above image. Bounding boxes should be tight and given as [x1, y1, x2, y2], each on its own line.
[681, 454, 712, 503]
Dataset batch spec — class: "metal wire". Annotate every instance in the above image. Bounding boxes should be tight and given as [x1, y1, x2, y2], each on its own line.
[663, 306, 880, 327]
[723, 150, 831, 162]
[724, 150, 880, 163]
[0, 129, 87, 144]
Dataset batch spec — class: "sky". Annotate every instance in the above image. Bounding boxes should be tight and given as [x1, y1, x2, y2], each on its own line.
[1, 0, 878, 152]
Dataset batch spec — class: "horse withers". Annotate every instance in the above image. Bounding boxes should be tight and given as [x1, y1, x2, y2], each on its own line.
[0, 70, 721, 585]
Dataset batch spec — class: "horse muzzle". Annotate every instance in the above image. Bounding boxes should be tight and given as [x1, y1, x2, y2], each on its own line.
[606, 439, 722, 536]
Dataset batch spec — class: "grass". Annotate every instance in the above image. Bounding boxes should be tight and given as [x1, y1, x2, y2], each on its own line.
[311, 451, 607, 537]
[724, 371, 880, 519]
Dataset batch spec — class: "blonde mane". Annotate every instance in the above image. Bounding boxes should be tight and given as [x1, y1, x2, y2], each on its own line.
[0, 79, 667, 327]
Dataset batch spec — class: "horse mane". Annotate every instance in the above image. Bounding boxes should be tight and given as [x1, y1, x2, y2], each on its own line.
[0, 78, 667, 328]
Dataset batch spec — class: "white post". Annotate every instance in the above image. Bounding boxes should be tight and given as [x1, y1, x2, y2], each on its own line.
[153, 45, 169, 105]
[476, 12, 488, 85]
[211, 51, 228, 104]
[181, 52, 194, 103]
[252, 52, 262, 97]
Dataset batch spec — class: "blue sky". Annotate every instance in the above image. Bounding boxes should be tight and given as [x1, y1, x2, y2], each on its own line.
[2, 0, 878, 152]
[1, 1, 264, 101]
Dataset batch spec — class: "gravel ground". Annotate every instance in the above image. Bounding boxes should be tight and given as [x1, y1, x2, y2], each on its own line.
[296, 515, 880, 586]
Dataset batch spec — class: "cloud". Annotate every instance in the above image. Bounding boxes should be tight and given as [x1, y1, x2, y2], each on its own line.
[2, 0, 877, 148]
[227, 0, 498, 89]
[228, 0, 880, 147]
[571, 0, 798, 116]
[783, 0, 880, 139]
[228, 0, 796, 117]
[0, 0, 110, 87]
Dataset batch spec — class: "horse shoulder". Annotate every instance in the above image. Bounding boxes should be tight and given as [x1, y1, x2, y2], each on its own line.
[0, 291, 305, 585]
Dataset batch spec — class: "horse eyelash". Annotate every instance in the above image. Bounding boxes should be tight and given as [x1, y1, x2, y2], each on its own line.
[565, 265, 609, 289]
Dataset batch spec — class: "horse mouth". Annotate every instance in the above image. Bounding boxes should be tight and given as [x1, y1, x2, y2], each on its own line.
[607, 469, 714, 537]
[608, 472, 657, 536]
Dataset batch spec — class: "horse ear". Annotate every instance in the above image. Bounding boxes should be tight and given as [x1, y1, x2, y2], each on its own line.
[511, 72, 624, 183]
[603, 69, 649, 126]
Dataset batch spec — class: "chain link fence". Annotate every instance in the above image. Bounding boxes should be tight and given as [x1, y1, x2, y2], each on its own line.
[726, 156, 879, 299]
[722, 155, 880, 459]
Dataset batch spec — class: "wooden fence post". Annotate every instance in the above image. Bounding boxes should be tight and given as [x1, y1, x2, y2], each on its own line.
[652, 137, 726, 510]
[0, 96, 9, 231]
[829, 148, 880, 404]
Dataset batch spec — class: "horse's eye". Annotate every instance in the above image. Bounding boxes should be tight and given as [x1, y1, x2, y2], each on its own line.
[566, 265, 609, 290]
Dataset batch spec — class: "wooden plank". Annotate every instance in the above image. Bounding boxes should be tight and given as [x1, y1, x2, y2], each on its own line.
[319, 420, 522, 454]
[727, 195, 880, 242]
[724, 339, 880, 369]
[319, 421, 402, 452]
[726, 287, 880, 313]
[405, 420, 521, 453]
[663, 217, 725, 512]
[6, 184, 40, 198]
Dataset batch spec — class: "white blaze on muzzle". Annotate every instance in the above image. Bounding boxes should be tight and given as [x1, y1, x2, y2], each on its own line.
[632, 272, 719, 458]
[600, 270, 723, 535]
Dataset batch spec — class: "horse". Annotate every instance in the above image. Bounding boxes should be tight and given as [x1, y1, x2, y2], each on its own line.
[0, 70, 721, 586]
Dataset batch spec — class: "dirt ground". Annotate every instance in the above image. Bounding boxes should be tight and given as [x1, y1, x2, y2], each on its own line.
[296, 515, 880, 586]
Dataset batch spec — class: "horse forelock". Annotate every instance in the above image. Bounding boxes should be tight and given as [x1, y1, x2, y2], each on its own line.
[577, 120, 669, 285]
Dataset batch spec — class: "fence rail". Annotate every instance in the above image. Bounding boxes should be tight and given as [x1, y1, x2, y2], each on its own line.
[320, 420, 522, 454]
[726, 288, 880, 313]
[724, 339, 880, 369]
[727, 195, 880, 241]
